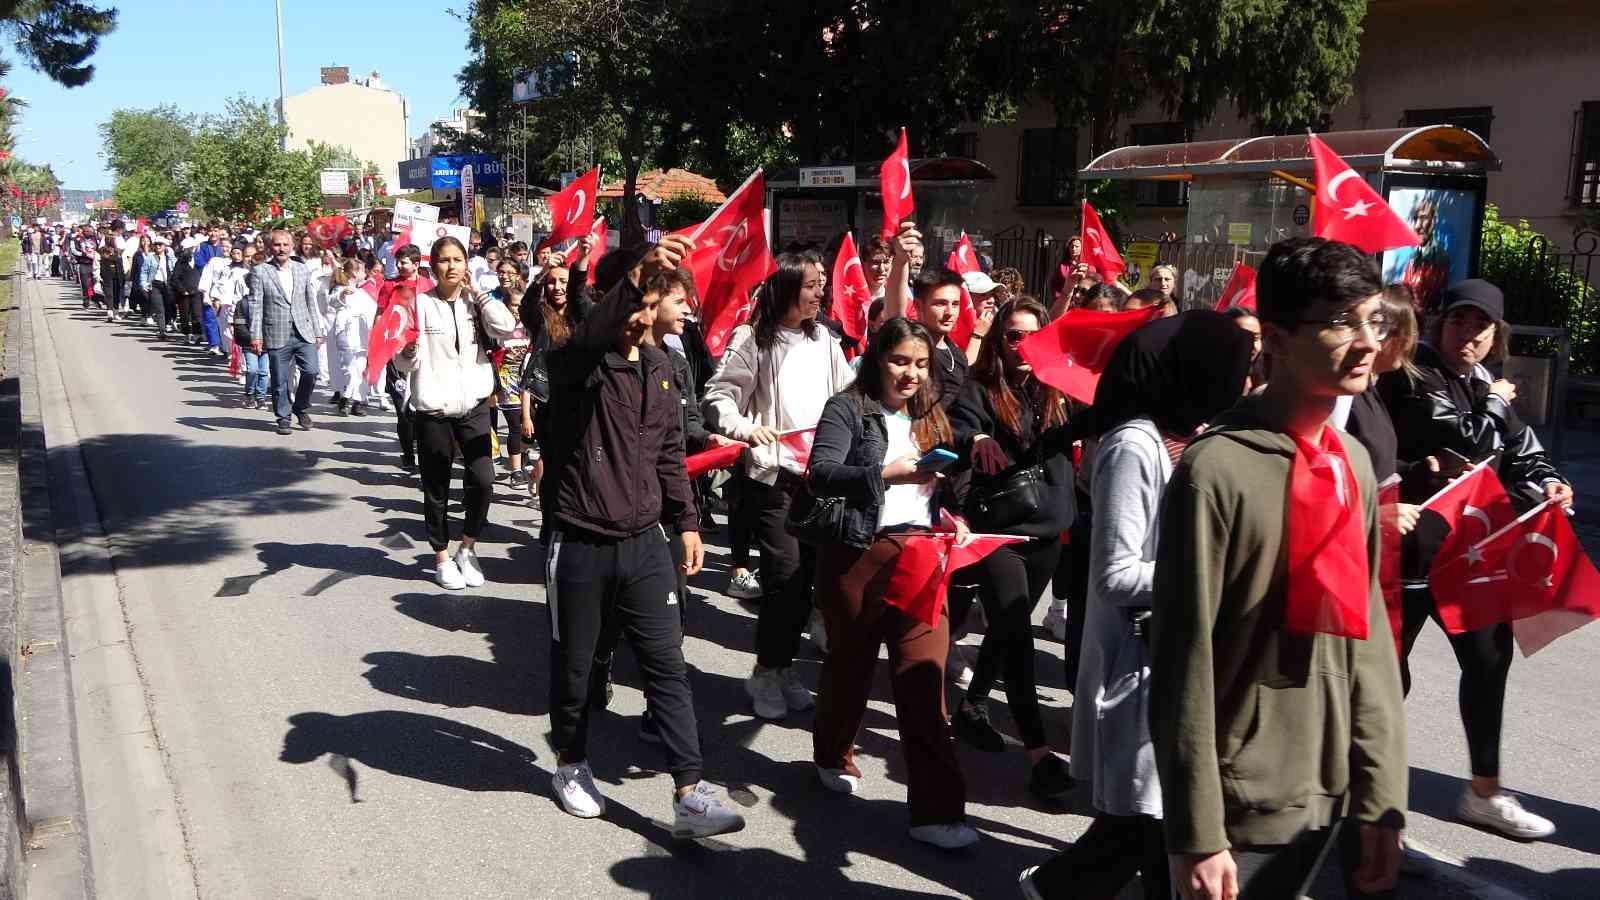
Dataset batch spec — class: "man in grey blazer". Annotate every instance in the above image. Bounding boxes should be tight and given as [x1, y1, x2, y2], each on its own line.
[248, 229, 327, 435]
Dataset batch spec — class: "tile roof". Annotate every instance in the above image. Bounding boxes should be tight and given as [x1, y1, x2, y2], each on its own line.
[598, 168, 726, 203]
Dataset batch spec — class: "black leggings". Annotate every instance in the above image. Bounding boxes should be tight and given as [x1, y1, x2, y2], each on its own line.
[967, 537, 1060, 749]
[1029, 812, 1169, 900]
[1399, 584, 1512, 777]
[414, 400, 495, 552]
[385, 365, 416, 465]
[747, 476, 815, 669]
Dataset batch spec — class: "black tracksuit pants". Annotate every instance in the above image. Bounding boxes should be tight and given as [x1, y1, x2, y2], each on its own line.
[547, 524, 702, 789]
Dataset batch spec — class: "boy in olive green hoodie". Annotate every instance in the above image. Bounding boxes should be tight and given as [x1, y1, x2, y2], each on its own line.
[1150, 237, 1407, 899]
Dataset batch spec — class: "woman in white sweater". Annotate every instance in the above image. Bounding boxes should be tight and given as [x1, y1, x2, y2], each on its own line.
[1021, 312, 1253, 900]
[392, 236, 519, 590]
[703, 251, 854, 720]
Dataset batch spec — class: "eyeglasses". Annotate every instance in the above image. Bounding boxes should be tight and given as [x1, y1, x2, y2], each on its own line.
[1003, 329, 1036, 345]
[1299, 311, 1390, 343]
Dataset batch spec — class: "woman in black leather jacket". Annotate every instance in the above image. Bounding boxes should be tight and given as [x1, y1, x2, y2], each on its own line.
[1377, 279, 1572, 841]
[808, 317, 978, 850]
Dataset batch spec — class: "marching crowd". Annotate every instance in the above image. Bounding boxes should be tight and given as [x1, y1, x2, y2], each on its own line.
[17, 207, 1581, 899]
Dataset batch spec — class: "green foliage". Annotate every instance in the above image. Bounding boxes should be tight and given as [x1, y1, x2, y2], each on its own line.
[1479, 205, 1600, 374]
[0, 0, 116, 87]
[1081, 179, 1136, 247]
[654, 193, 718, 231]
[99, 106, 193, 180]
[112, 169, 178, 216]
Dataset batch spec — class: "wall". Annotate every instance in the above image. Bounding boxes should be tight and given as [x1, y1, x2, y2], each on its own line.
[967, 0, 1600, 250]
[283, 82, 408, 190]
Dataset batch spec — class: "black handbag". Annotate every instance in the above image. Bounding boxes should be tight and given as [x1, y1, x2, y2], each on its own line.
[967, 463, 1048, 532]
[784, 481, 848, 545]
[521, 346, 551, 404]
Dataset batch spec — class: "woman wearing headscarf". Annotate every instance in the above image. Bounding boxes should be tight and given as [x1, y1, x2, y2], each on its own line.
[1020, 312, 1252, 900]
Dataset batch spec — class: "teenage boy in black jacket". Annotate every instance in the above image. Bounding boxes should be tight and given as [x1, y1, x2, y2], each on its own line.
[542, 235, 745, 839]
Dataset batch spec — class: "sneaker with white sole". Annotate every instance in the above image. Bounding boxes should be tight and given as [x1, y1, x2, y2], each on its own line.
[1457, 789, 1555, 840]
[454, 547, 485, 587]
[909, 822, 979, 849]
[727, 570, 763, 600]
[779, 667, 814, 711]
[552, 762, 605, 818]
[672, 782, 745, 838]
[745, 667, 788, 720]
[1042, 603, 1067, 641]
[816, 766, 859, 794]
[435, 557, 467, 590]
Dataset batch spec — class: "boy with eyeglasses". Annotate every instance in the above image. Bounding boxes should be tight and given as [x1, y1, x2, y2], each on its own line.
[1148, 237, 1406, 899]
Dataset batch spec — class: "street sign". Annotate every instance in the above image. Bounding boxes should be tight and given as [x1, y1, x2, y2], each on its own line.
[320, 169, 351, 196]
[799, 165, 856, 187]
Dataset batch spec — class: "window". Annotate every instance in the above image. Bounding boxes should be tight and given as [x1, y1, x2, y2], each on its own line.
[1128, 122, 1188, 207]
[1574, 102, 1600, 208]
[945, 132, 977, 159]
[1017, 127, 1077, 206]
[1401, 106, 1493, 142]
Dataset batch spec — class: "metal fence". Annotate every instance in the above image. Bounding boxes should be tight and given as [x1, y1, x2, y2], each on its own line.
[989, 226, 1063, 299]
[1483, 229, 1600, 376]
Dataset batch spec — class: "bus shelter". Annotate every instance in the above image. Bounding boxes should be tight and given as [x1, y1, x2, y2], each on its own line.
[765, 157, 997, 258]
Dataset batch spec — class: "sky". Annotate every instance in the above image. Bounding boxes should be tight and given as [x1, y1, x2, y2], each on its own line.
[5, 0, 474, 190]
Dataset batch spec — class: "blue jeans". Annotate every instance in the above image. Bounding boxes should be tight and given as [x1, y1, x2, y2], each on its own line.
[244, 351, 270, 400]
[267, 337, 319, 423]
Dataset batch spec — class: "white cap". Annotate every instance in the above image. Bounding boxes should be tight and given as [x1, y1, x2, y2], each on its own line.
[151, 234, 170, 245]
[180, 236, 203, 250]
[962, 270, 997, 294]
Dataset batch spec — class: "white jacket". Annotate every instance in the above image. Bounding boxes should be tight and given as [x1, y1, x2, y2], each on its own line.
[392, 291, 518, 417]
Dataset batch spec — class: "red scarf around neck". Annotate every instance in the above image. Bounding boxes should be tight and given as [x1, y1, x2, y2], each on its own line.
[1285, 427, 1370, 638]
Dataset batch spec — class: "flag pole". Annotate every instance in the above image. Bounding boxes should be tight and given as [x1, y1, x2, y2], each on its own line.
[1467, 498, 1558, 552]
[1417, 459, 1493, 511]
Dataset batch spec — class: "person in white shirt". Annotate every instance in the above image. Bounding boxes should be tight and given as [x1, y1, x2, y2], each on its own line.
[328, 257, 378, 415]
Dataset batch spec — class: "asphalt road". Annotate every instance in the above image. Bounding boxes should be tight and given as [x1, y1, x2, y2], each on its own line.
[26, 275, 1599, 899]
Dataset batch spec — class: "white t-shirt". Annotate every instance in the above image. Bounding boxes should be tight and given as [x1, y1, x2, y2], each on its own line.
[877, 409, 933, 530]
[774, 326, 832, 471]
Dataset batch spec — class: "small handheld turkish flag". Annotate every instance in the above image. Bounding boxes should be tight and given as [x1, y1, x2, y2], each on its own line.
[1081, 201, 1126, 282]
[686, 169, 774, 356]
[831, 233, 871, 351]
[685, 441, 748, 479]
[586, 217, 607, 287]
[882, 532, 1025, 627]
[366, 287, 419, 385]
[1213, 264, 1257, 312]
[545, 166, 599, 248]
[1429, 499, 1600, 654]
[945, 232, 980, 349]
[1310, 134, 1421, 253]
[1423, 461, 1517, 589]
[1018, 306, 1162, 404]
[1284, 428, 1371, 639]
[307, 214, 349, 249]
[880, 128, 915, 241]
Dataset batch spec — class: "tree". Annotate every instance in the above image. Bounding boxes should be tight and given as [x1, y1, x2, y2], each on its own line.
[183, 96, 373, 220]
[99, 106, 194, 181]
[0, 0, 117, 87]
[112, 169, 179, 217]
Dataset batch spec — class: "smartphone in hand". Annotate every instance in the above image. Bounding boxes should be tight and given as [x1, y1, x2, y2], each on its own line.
[916, 448, 960, 472]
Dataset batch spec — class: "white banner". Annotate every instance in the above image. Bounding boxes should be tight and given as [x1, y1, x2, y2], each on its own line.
[392, 199, 440, 229]
[414, 222, 473, 263]
[460, 164, 475, 229]
[319, 169, 351, 196]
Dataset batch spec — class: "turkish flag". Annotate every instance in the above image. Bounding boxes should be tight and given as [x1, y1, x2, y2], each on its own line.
[1378, 479, 1403, 656]
[778, 427, 817, 470]
[307, 214, 350, 249]
[269, 196, 282, 219]
[1213, 263, 1257, 312]
[882, 532, 1025, 627]
[945, 232, 980, 350]
[1310, 134, 1420, 253]
[392, 223, 414, 252]
[1284, 428, 1370, 639]
[135, 218, 148, 235]
[1422, 461, 1516, 588]
[1081, 201, 1126, 283]
[545, 166, 599, 248]
[378, 275, 434, 312]
[228, 343, 243, 379]
[586, 217, 607, 287]
[367, 290, 419, 385]
[686, 169, 773, 356]
[880, 128, 915, 241]
[685, 441, 747, 479]
[831, 233, 872, 351]
[1019, 306, 1163, 404]
[1429, 500, 1600, 654]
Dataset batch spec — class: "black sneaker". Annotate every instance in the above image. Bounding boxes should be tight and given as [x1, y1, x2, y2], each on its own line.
[400, 458, 417, 473]
[350, 402, 367, 417]
[336, 399, 349, 416]
[589, 658, 614, 710]
[276, 420, 293, 436]
[296, 412, 312, 431]
[1028, 753, 1076, 801]
[953, 701, 1006, 753]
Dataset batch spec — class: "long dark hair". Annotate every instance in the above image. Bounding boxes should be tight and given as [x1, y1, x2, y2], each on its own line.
[853, 317, 952, 451]
[536, 264, 572, 346]
[969, 297, 1067, 438]
[751, 252, 820, 349]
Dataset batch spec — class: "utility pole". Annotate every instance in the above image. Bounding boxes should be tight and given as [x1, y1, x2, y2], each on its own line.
[274, 0, 288, 151]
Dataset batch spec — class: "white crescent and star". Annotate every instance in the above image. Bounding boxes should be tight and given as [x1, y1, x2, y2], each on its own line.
[1507, 532, 1559, 588]
[567, 190, 586, 224]
[716, 219, 755, 272]
[1461, 505, 1495, 564]
[1323, 169, 1375, 220]
[898, 157, 912, 200]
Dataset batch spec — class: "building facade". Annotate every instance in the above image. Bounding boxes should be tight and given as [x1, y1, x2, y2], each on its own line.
[411, 108, 486, 161]
[283, 66, 410, 190]
[964, 0, 1599, 251]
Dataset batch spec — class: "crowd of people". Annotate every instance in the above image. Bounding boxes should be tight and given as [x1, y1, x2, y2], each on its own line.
[18, 206, 1579, 898]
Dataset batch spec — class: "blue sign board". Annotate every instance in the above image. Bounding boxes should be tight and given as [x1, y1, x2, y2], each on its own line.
[397, 153, 505, 191]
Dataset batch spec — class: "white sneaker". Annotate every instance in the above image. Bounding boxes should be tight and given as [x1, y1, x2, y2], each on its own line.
[1042, 603, 1067, 641]
[434, 557, 467, 590]
[552, 762, 605, 818]
[816, 766, 859, 794]
[909, 822, 979, 849]
[727, 570, 763, 600]
[778, 667, 814, 711]
[143, 317, 154, 325]
[454, 547, 485, 587]
[807, 609, 829, 654]
[1457, 789, 1555, 839]
[745, 667, 787, 720]
[672, 782, 745, 839]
